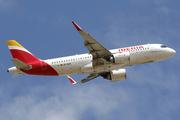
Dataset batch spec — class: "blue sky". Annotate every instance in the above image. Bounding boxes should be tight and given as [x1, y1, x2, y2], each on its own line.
[0, 0, 180, 120]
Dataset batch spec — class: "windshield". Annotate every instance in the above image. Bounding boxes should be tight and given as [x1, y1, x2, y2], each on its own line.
[160, 45, 167, 48]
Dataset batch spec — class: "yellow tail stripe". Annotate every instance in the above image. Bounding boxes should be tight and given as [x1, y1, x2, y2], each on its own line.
[6, 40, 25, 49]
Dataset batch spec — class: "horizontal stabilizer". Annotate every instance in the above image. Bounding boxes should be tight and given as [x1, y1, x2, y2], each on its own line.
[11, 58, 32, 70]
[12, 73, 21, 78]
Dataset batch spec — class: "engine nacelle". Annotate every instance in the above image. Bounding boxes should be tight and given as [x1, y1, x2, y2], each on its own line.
[110, 52, 130, 64]
[101, 69, 126, 82]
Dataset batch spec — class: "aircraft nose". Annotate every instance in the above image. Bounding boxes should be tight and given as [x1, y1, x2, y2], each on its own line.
[169, 48, 176, 56]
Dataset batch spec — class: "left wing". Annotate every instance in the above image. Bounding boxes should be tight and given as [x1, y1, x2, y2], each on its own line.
[72, 21, 112, 66]
[71, 22, 118, 83]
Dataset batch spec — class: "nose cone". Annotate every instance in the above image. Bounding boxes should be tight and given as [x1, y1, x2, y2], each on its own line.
[169, 48, 176, 56]
[165, 48, 176, 59]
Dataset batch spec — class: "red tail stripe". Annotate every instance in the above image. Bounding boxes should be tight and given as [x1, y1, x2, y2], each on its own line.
[10, 49, 39, 64]
[21, 61, 59, 76]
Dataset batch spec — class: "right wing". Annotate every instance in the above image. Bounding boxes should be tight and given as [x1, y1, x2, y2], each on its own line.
[78, 73, 100, 83]
[72, 21, 112, 66]
[67, 74, 101, 84]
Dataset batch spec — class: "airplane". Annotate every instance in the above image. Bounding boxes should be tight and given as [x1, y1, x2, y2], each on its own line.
[6, 21, 176, 84]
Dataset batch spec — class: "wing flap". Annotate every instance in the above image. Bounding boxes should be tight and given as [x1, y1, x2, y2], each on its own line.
[79, 30, 111, 58]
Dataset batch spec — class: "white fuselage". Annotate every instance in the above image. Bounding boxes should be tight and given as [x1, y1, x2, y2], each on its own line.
[43, 44, 175, 76]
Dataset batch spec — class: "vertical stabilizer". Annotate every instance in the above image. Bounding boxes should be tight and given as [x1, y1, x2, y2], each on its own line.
[6, 40, 39, 64]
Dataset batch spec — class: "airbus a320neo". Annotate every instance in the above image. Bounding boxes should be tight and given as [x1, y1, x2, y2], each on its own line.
[6, 22, 176, 84]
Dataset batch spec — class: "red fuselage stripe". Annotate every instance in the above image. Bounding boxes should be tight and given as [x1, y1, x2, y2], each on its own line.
[10, 49, 58, 76]
[21, 60, 58, 76]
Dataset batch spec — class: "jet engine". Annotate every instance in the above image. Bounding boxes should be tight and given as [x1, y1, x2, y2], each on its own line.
[108, 52, 130, 64]
[101, 69, 126, 82]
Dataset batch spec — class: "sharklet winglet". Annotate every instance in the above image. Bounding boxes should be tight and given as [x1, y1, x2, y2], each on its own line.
[72, 21, 82, 31]
[67, 75, 77, 84]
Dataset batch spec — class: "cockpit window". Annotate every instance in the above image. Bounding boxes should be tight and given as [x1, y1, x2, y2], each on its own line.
[161, 45, 167, 48]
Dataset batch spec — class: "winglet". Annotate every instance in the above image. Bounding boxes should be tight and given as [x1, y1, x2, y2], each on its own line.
[67, 75, 77, 84]
[72, 21, 82, 31]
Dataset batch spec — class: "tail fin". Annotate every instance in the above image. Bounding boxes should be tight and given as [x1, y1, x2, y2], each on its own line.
[6, 40, 39, 64]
